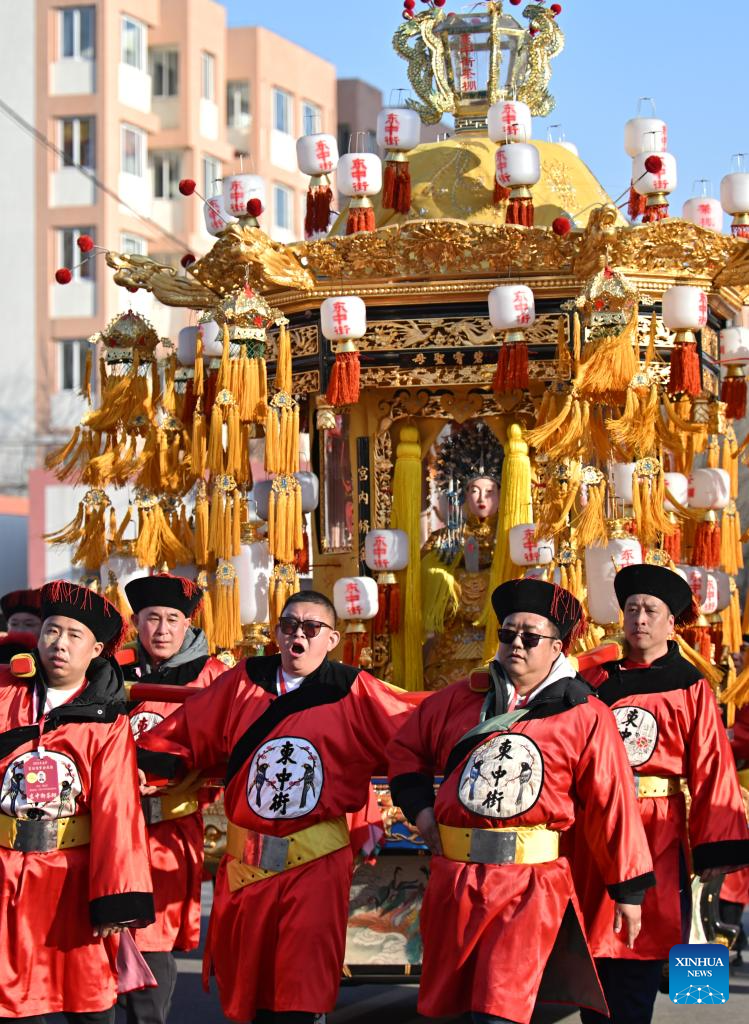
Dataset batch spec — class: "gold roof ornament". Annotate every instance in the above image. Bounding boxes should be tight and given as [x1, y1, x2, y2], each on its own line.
[94, 309, 160, 352]
[393, 1, 564, 130]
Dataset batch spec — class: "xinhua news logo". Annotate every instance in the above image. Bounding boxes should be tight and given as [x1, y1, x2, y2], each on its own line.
[669, 943, 729, 1005]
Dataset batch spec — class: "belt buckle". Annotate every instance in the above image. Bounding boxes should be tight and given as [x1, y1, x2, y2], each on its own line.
[142, 796, 162, 826]
[246, 832, 289, 873]
[469, 829, 517, 865]
[14, 818, 58, 853]
[633, 775, 641, 797]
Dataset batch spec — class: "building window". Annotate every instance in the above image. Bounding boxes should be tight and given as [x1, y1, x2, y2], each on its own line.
[273, 184, 293, 232]
[151, 151, 181, 199]
[60, 117, 95, 169]
[202, 155, 222, 198]
[58, 228, 95, 282]
[121, 16, 145, 71]
[227, 81, 250, 129]
[272, 88, 292, 135]
[301, 100, 321, 135]
[201, 52, 215, 101]
[120, 233, 146, 255]
[58, 340, 91, 392]
[60, 6, 95, 60]
[151, 49, 178, 97]
[121, 124, 146, 176]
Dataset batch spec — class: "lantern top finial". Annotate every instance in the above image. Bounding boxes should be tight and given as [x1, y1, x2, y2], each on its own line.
[393, 1, 564, 132]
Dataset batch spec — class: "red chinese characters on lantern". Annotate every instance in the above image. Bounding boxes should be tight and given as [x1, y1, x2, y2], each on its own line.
[331, 301, 350, 336]
[315, 139, 333, 173]
[345, 581, 362, 617]
[384, 113, 401, 148]
[495, 147, 510, 186]
[371, 535, 390, 570]
[229, 179, 245, 212]
[617, 549, 637, 568]
[703, 573, 718, 612]
[522, 528, 539, 563]
[697, 202, 713, 227]
[697, 291, 708, 325]
[458, 34, 477, 92]
[502, 103, 517, 138]
[651, 162, 669, 191]
[686, 569, 702, 597]
[659, 126, 668, 150]
[513, 289, 532, 326]
[350, 157, 369, 193]
[206, 199, 223, 230]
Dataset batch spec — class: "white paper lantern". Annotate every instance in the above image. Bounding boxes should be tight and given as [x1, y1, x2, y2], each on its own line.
[681, 196, 722, 232]
[624, 116, 668, 158]
[177, 326, 198, 367]
[720, 172, 749, 218]
[364, 529, 410, 572]
[333, 577, 379, 621]
[713, 569, 732, 613]
[688, 468, 730, 510]
[524, 567, 563, 584]
[296, 132, 339, 176]
[320, 296, 367, 340]
[663, 472, 689, 511]
[678, 565, 708, 610]
[610, 463, 636, 504]
[488, 100, 532, 144]
[376, 108, 421, 152]
[337, 153, 382, 198]
[488, 285, 536, 331]
[509, 525, 554, 566]
[495, 142, 540, 188]
[720, 326, 749, 366]
[678, 565, 728, 615]
[222, 173, 266, 217]
[295, 471, 320, 513]
[662, 286, 708, 332]
[585, 539, 643, 625]
[632, 151, 677, 197]
[203, 196, 234, 236]
[178, 324, 224, 366]
[231, 541, 273, 624]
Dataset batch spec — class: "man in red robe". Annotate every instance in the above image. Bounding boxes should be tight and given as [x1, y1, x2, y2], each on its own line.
[576, 563, 749, 1024]
[121, 573, 227, 1024]
[387, 579, 654, 1024]
[0, 588, 42, 663]
[137, 590, 416, 1024]
[0, 581, 154, 1022]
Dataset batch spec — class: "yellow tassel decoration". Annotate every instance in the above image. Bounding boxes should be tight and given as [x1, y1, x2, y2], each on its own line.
[644, 311, 658, 367]
[194, 331, 204, 398]
[574, 472, 609, 548]
[275, 322, 292, 394]
[207, 402, 225, 476]
[135, 502, 193, 569]
[390, 424, 424, 691]
[192, 404, 207, 479]
[211, 562, 243, 650]
[194, 483, 209, 565]
[267, 476, 302, 563]
[576, 312, 639, 400]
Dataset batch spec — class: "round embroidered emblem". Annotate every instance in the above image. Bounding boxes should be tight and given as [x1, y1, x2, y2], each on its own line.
[613, 705, 659, 767]
[246, 736, 323, 819]
[458, 733, 544, 819]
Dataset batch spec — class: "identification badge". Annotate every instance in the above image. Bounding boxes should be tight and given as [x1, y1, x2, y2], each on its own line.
[23, 756, 59, 803]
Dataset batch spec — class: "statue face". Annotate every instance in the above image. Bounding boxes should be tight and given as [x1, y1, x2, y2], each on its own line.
[465, 477, 499, 519]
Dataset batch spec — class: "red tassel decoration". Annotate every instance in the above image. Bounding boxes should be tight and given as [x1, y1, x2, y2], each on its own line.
[668, 341, 701, 397]
[663, 522, 682, 563]
[627, 182, 647, 221]
[493, 179, 511, 205]
[388, 581, 401, 634]
[346, 202, 376, 234]
[304, 183, 332, 238]
[642, 200, 669, 223]
[682, 625, 713, 662]
[731, 223, 749, 238]
[506, 197, 534, 226]
[692, 517, 721, 569]
[342, 627, 367, 667]
[721, 371, 747, 420]
[326, 348, 361, 406]
[382, 160, 412, 214]
[374, 583, 388, 634]
[492, 339, 529, 392]
[293, 529, 310, 574]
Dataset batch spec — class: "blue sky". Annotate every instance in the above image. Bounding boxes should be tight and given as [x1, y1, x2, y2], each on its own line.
[224, 1, 749, 216]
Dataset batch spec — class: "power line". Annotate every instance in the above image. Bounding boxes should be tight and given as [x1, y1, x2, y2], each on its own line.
[0, 96, 192, 252]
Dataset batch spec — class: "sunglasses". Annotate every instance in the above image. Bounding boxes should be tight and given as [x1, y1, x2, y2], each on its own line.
[497, 627, 558, 649]
[278, 616, 333, 639]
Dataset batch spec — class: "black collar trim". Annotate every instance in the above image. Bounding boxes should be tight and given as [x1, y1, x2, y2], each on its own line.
[594, 641, 704, 705]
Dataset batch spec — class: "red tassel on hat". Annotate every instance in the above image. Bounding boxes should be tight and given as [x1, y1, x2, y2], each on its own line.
[326, 347, 361, 406]
[721, 371, 747, 420]
[668, 341, 701, 397]
[382, 160, 412, 215]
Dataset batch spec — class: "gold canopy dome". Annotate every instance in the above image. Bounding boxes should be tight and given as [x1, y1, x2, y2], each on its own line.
[332, 136, 628, 233]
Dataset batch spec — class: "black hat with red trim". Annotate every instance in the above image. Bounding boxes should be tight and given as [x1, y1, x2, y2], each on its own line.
[491, 578, 584, 652]
[125, 573, 204, 617]
[1, 589, 42, 620]
[40, 580, 126, 653]
[614, 563, 697, 626]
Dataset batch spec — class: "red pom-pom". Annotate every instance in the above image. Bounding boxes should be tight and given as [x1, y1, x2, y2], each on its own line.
[403, 8, 413, 16]
[126, 285, 139, 293]
[76, 234, 94, 253]
[180, 252, 196, 268]
[552, 216, 572, 236]
[551, 3, 562, 12]
[247, 198, 263, 217]
[178, 178, 196, 196]
[644, 155, 663, 174]
[434, 0, 446, 6]
[510, 0, 521, 5]
[404, 0, 415, 7]
[55, 268, 72, 284]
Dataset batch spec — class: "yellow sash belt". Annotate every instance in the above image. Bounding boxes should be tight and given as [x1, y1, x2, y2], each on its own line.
[439, 822, 559, 865]
[225, 815, 350, 891]
[141, 793, 199, 825]
[634, 775, 683, 799]
[0, 813, 90, 851]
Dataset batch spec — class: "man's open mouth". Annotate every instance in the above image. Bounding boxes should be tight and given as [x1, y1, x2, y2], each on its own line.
[290, 642, 305, 656]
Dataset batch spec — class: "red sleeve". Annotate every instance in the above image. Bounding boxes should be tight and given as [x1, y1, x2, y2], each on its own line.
[579, 663, 609, 689]
[88, 716, 154, 927]
[137, 667, 245, 781]
[348, 674, 420, 776]
[387, 691, 448, 822]
[573, 703, 655, 901]
[685, 679, 749, 873]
